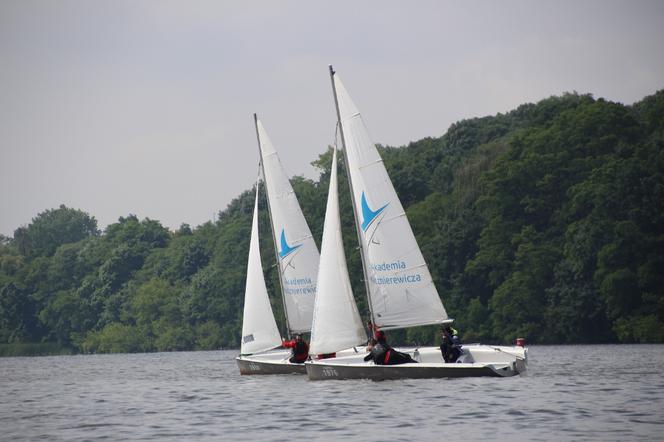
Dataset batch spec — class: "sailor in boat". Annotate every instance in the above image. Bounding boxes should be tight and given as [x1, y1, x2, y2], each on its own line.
[440, 326, 462, 363]
[363, 330, 417, 365]
[282, 334, 309, 364]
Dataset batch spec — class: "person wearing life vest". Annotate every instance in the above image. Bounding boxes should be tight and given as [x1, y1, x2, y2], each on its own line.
[440, 326, 462, 363]
[363, 330, 416, 365]
[282, 334, 309, 363]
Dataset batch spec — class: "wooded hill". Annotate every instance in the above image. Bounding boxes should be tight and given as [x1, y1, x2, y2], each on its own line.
[2, 90, 663, 355]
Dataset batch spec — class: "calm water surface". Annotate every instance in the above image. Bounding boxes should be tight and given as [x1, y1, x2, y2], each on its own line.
[1, 345, 663, 441]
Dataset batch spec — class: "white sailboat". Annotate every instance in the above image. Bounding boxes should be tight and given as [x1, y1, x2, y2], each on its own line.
[236, 116, 321, 375]
[305, 66, 528, 380]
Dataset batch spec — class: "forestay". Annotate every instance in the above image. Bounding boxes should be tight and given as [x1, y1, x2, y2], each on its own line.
[333, 73, 448, 330]
[257, 119, 319, 333]
[309, 147, 366, 355]
[240, 185, 282, 355]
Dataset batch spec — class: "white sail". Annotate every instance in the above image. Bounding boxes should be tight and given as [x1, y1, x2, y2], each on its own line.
[309, 146, 366, 355]
[333, 72, 448, 330]
[257, 119, 319, 333]
[240, 186, 283, 355]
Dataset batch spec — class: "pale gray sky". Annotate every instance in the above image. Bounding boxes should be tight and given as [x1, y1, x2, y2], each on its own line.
[1, 0, 663, 236]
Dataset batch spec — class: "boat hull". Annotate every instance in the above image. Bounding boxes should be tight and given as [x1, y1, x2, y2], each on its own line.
[306, 361, 515, 380]
[305, 344, 527, 380]
[236, 350, 306, 375]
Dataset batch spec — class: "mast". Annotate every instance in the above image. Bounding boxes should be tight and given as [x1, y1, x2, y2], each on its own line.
[253, 113, 291, 339]
[328, 65, 377, 330]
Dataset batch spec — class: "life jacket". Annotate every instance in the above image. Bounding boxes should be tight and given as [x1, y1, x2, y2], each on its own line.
[371, 342, 389, 365]
[442, 328, 461, 346]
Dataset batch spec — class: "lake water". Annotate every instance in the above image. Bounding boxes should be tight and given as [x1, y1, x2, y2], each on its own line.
[1, 345, 663, 441]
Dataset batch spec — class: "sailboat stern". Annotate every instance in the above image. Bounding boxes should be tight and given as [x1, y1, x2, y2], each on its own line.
[236, 351, 307, 375]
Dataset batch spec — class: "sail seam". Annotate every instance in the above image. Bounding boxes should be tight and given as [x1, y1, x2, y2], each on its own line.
[379, 212, 406, 224]
[359, 158, 384, 170]
[289, 234, 314, 243]
[342, 112, 361, 121]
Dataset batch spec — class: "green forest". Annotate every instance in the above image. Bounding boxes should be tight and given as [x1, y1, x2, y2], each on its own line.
[1, 90, 663, 356]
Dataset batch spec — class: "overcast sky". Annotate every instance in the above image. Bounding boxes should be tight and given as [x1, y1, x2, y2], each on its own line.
[1, 1, 663, 236]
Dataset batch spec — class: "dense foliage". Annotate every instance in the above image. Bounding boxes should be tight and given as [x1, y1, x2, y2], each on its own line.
[2, 90, 663, 355]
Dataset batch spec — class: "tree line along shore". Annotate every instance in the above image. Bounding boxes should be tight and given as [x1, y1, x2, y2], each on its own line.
[1, 90, 663, 356]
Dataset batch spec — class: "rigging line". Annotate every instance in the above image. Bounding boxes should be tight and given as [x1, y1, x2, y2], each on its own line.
[283, 253, 298, 270]
[367, 213, 386, 246]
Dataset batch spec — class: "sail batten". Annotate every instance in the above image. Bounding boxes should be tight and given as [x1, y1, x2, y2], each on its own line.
[332, 72, 448, 330]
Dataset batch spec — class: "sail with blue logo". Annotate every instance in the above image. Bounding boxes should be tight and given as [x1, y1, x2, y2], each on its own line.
[256, 119, 320, 334]
[332, 72, 448, 330]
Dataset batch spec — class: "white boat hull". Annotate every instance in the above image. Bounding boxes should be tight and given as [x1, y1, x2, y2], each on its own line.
[236, 350, 306, 375]
[306, 344, 527, 380]
[306, 361, 516, 380]
[237, 346, 367, 375]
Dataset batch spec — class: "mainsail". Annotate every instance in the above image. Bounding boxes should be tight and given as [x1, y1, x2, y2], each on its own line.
[309, 146, 366, 355]
[240, 183, 282, 355]
[331, 69, 448, 330]
[256, 117, 320, 334]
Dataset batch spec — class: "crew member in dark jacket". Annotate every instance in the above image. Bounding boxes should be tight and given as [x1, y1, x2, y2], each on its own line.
[363, 331, 416, 365]
[282, 334, 309, 363]
[440, 326, 462, 363]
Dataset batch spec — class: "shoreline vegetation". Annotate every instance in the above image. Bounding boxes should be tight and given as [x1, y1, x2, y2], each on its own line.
[0, 343, 72, 357]
[2, 90, 663, 357]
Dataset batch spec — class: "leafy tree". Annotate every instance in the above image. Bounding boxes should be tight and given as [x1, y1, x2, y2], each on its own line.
[0, 283, 39, 342]
[38, 289, 94, 346]
[3, 89, 664, 354]
[16, 205, 98, 258]
[82, 323, 146, 353]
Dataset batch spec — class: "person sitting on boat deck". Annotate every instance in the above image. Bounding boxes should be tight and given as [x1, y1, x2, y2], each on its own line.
[440, 326, 462, 363]
[282, 334, 309, 364]
[363, 330, 417, 365]
[367, 338, 378, 352]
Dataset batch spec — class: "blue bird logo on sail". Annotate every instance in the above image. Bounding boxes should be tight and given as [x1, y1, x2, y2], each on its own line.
[279, 229, 302, 258]
[361, 192, 388, 232]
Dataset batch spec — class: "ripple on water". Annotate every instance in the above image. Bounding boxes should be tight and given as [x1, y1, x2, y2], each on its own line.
[1, 346, 664, 441]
